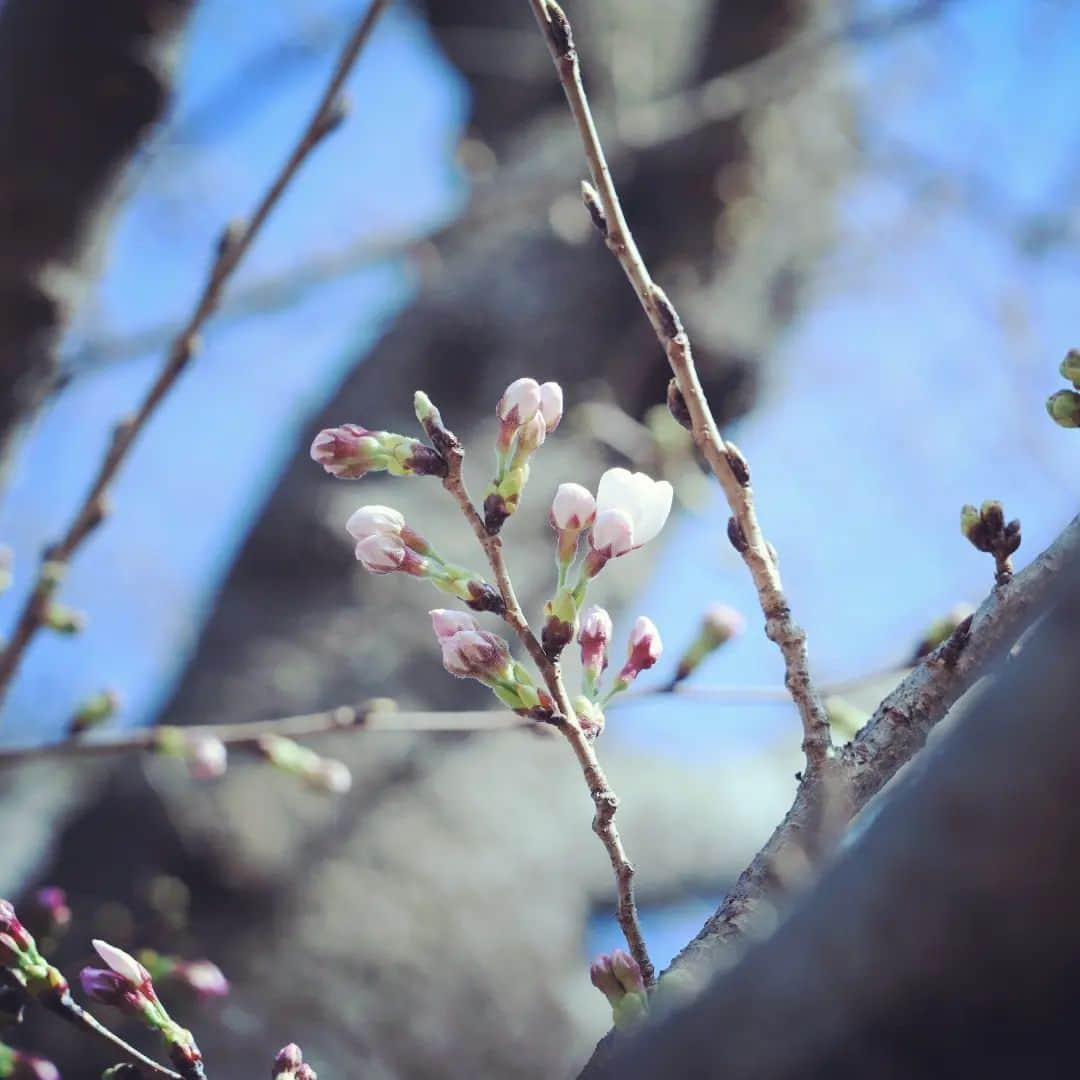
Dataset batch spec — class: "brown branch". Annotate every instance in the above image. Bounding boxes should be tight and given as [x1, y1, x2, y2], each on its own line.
[671, 511, 1080, 976]
[0, 704, 530, 768]
[431, 408, 655, 985]
[525, 0, 832, 775]
[0, 0, 394, 713]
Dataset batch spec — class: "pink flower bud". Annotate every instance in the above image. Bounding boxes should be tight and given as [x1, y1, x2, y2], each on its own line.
[274, 1045, 304, 1075]
[496, 378, 542, 426]
[578, 605, 613, 682]
[296, 1066, 317, 1080]
[186, 735, 228, 781]
[79, 967, 145, 1011]
[439, 629, 511, 680]
[430, 609, 481, 641]
[539, 382, 564, 432]
[25, 887, 71, 942]
[354, 533, 414, 575]
[704, 603, 745, 645]
[0, 900, 33, 953]
[590, 508, 635, 558]
[309, 424, 382, 479]
[550, 483, 596, 531]
[618, 616, 662, 684]
[345, 504, 404, 541]
[93, 940, 150, 988]
[172, 959, 229, 1002]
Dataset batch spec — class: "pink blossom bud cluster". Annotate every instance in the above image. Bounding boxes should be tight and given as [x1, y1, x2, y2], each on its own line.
[310, 424, 446, 480]
[589, 949, 648, 1031]
[575, 612, 663, 716]
[347, 506, 503, 614]
[485, 378, 564, 533]
[257, 735, 353, 795]
[431, 611, 554, 717]
[273, 1043, 317, 1080]
[80, 940, 203, 1074]
[0, 900, 52, 987]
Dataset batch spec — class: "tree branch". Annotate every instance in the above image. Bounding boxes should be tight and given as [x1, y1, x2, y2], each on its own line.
[525, 0, 833, 774]
[0, 0, 394, 715]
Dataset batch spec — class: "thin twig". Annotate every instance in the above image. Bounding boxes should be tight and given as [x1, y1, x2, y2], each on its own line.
[437, 420, 655, 985]
[525, 0, 833, 774]
[0, 705, 529, 768]
[0, 0, 394, 713]
[43, 990, 181, 1078]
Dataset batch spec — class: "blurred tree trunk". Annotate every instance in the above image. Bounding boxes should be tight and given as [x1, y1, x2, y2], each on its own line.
[12, 2, 856, 1076]
[598, 548, 1080, 1079]
[0, 0, 198, 474]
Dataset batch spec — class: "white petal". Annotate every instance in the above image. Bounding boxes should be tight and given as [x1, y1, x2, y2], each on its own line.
[596, 468, 643, 521]
[345, 504, 404, 541]
[93, 940, 145, 985]
[632, 479, 673, 545]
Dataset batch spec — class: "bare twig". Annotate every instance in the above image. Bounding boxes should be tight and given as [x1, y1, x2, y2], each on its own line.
[0, 0, 393, 713]
[0, 704, 530, 768]
[431, 410, 655, 985]
[525, 0, 832, 772]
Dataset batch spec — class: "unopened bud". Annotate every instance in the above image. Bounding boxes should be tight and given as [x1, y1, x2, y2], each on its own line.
[573, 695, 605, 740]
[615, 616, 662, 689]
[541, 588, 578, 661]
[310, 424, 446, 479]
[674, 604, 745, 683]
[69, 689, 121, 735]
[154, 728, 227, 781]
[960, 504, 990, 552]
[666, 378, 692, 430]
[496, 378, 542, 427]
[578, 605, 613, 695]
[44, 603, 84, 634]
[22, 889, 71, 947]
[257, 736, 351, 796]
[0, 1045, 60, 1080]
[1060, 348, 1080, 388]
[589, 950, 648, 1031]
[1047, 388, 1080, 428]
[539, 382, 564, 433]
[549, 483, 596, 532]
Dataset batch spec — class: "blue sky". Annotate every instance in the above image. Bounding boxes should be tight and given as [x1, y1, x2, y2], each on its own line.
[0, 0, 1077, 969]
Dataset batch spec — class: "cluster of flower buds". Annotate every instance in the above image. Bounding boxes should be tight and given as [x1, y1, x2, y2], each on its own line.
[484, 378, 564, 533]
[431, 611, 554, 718]
[154, 728, 228, 781]
[1046, 348, 1080, 428]
[256, 735, 352, 794]
[0, 900, 57, 993]
[68, 689, 121, 736]
[672, 604, 745, 684]
[960, 500, 1021, 583]
[346, 505, 503, 613]
[572, 611, 663, 732]
[0, 1043, 59, 1080]
[273, 1043, 317, 1080]
[137, 951, 229, 1004]
[310, 424, 447, 479]
[80, 941, 203, 1077]
[589, 949, 648, 1031]
[541, 470, 672, 660]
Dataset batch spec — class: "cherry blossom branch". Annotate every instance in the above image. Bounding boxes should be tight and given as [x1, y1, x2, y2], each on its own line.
[0, 704, 528, 768]
[525, 0, 833, 774]
[427, 406, 655, 985]
[0, 0, 393, 713]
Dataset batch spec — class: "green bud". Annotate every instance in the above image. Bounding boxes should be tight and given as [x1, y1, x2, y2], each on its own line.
[1047, 388, 1080, 428]
[44, 603, 84, 634]
[70, 690, 121, 735]
[413, 390, 437, 425]
[1059, 348, 1080, 389]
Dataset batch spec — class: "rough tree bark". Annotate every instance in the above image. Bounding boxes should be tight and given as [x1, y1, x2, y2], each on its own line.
[0, 0, 198, 471]
[598, 549, 1080, 1079]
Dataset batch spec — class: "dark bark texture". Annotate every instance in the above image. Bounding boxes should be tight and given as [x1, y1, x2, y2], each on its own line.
[598, 551, 1080, 1079]
[0, 0, 197, 468]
